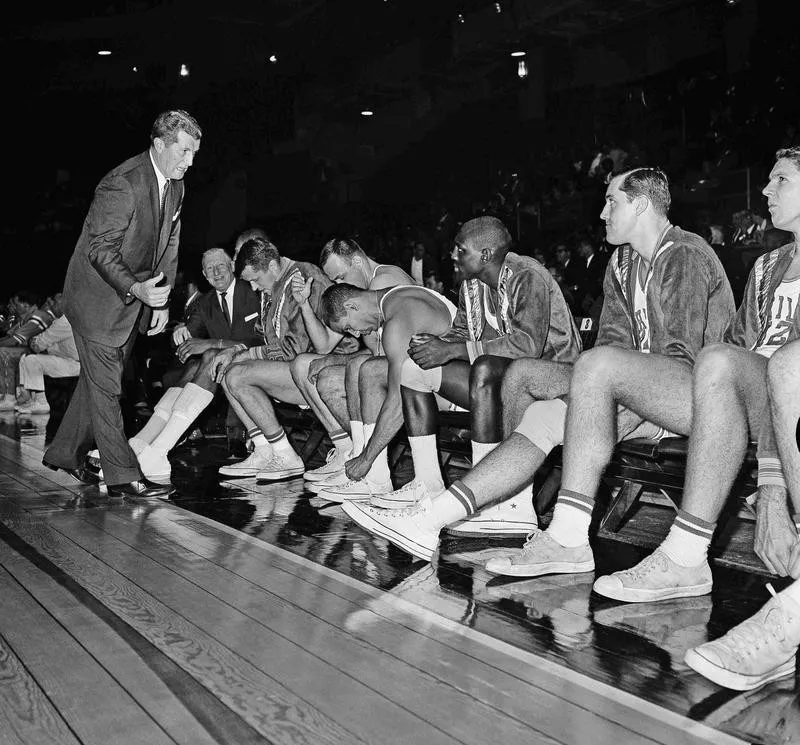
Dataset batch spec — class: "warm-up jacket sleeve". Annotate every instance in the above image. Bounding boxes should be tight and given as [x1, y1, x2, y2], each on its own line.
[652, 245, 719, 365]
[594, 256, 635, 350]
[467, 270, 552, 360]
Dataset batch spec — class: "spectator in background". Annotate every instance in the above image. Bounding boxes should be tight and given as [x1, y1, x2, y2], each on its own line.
[0, 290, 45, 411]
[548, 265, 577, 315]
[16, 293, 79, 415]
[574, 236, 605, 315]
[410, 240, 426, 285]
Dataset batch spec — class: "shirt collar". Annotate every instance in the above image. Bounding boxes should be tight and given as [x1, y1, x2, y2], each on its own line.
[216, 278, 236, 297]
[148, 148, 169, 196]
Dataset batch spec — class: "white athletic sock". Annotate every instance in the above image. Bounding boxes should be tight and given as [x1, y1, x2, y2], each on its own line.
[426, 480, 477, 529]
[409, 434, 444, 493]
[130, 386, 183, 452]
[147, 384, 214, 453]
[471, 440, 498, 466]
[546, 490, 594, 547]
[266, 429, 296, 454]
[350, 420, 365, 456]
[659, 510, 714, 567]
[330, 429, 353, 454]
[363, 423, 391, 484]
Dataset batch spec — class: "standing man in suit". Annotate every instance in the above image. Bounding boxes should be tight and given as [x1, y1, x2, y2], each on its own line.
[43, 109, 202, 498]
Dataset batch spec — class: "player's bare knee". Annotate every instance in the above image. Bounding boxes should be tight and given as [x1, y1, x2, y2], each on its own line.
[695, 343, 738, 384]
[469, 355, 505, 393]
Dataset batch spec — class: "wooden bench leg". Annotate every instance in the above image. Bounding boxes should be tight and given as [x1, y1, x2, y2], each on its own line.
[599, 480, 644, 534]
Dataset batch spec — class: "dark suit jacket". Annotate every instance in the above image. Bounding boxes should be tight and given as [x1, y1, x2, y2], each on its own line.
[186, 279, 262, 346]
[62, 150, 184, 347]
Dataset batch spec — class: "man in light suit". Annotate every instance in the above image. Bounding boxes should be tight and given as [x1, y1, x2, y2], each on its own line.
[43, 109, 202, 498]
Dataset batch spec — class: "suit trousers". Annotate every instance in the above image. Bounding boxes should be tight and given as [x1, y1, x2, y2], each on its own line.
[44, 328, 140, 485]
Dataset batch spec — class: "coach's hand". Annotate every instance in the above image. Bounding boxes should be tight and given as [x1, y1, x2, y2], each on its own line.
[408, 334, 454, 369]
[147, 308, 169, 336]
[132, 273, 171, 308]
[755, 485, 796, 576]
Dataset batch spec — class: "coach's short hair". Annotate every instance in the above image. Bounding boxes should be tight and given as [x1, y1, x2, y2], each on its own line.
[320, 283, 361, 325]
[151, 109, 202, 145]
[613, 167, 671, 217]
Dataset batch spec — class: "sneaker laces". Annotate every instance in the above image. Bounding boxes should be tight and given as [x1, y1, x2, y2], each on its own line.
[617, 550, 668, 583]
[518, 528, 545, 555]
[715, 584, 789, 662]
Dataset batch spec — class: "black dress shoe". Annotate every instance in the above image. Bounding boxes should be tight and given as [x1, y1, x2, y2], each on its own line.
[43, 460, 101, 485]
[106, 479, 175, 499]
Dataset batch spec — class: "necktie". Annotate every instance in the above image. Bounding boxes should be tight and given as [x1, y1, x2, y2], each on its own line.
[158, 180, 170, 232]
[220, 291, 231, 326]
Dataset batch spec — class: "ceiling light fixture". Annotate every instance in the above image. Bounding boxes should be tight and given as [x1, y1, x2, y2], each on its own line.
[494, 2, 502, 12]
[180, 63, 190, 77]
[517, 59, 528, 79]
[457, 13, 465, 23]
[268, 55, 277, 63]
[510, 50, 526, 58]
[98, 50, 112, 56]
[361, 110, 374, 117]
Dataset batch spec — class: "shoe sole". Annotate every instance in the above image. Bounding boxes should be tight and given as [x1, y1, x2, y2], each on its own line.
[486, 558, 595, 577]
[592, 580, 712, 603]
[684, 649, 795, 691]
[256, 467, 305, 482]
[445, 521, 539, 538]
[370, 496, 417, 509]
[218, 468, 261, 478]
[342, 502, 437, 562]
[315, 491, 373, 504]
[304, 468, 344, 483]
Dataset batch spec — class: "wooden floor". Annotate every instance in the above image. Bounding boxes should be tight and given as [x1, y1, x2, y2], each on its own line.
[0, 413, 794, 745]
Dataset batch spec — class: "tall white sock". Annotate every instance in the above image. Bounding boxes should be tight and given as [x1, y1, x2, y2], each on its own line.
[350, 420, 365, 456]
[471, 440, 498, 466]
[409, 434, 444, 493]
[266, 428, 297, 455]
[659, 510, 714, 567]
[363, 423, 391, 484]
[130, 386, 184, 453]
[546, 490, 594, 547]
[148, 384, 214, 453]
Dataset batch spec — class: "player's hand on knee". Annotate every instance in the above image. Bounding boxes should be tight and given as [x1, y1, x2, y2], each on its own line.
[754, 488, 795, 576]
[308, 356, 335, 384]
[211, 349, 236, 383]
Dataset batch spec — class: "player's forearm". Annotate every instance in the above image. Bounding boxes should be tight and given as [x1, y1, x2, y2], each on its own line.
[300, 303, 340, 353]
[361, 393, 404, 465]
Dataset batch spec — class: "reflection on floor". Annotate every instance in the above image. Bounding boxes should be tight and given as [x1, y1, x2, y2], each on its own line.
[3, 410, 798, 745]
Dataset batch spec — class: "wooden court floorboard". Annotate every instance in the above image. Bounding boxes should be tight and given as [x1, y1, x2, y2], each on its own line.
[0, 426, 765, 744]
